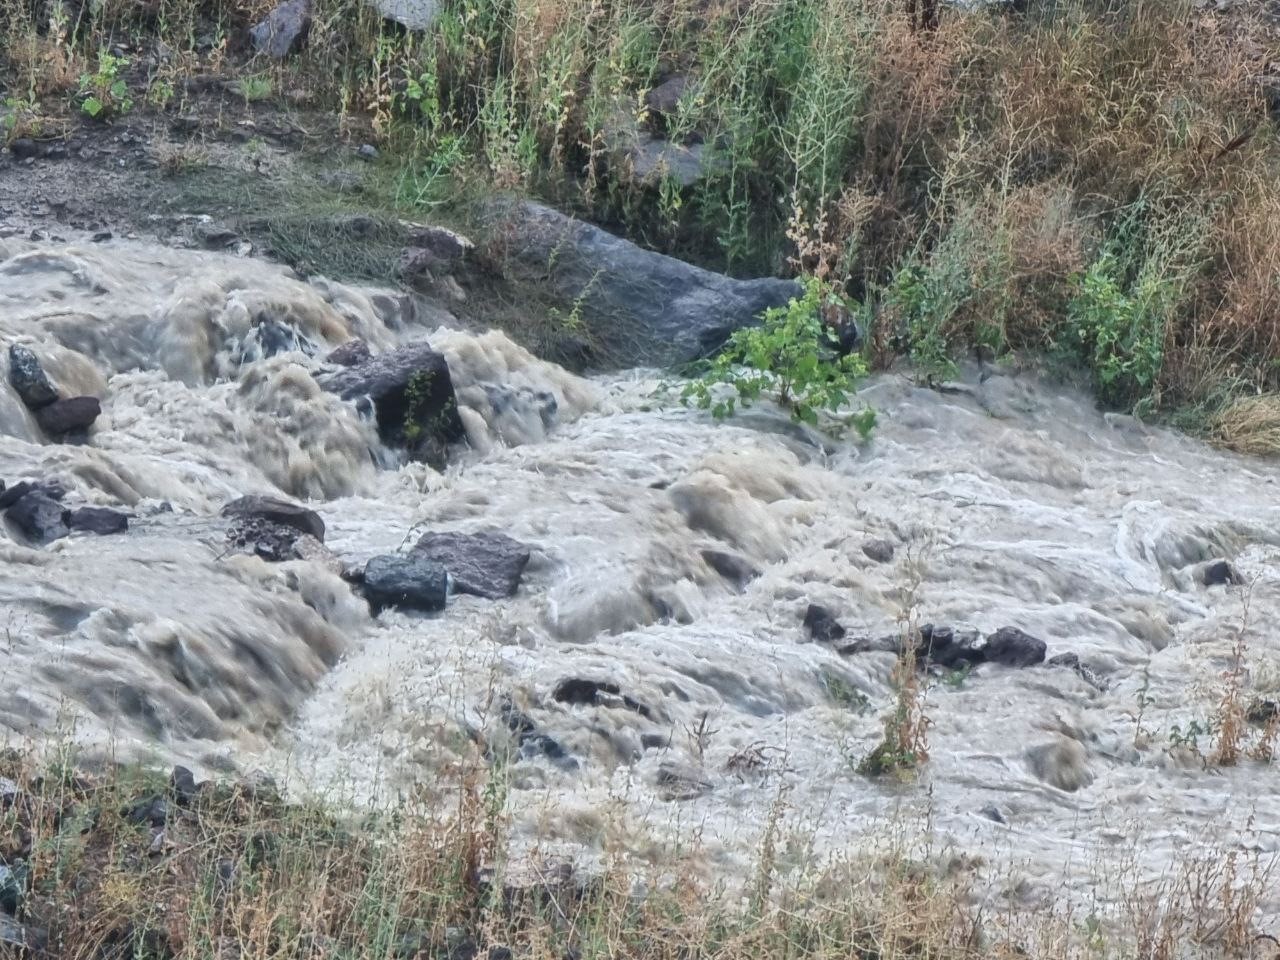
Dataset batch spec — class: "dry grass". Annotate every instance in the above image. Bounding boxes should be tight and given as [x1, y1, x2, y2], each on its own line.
[0, 744, 1273, 960]
[1212, 394, 1280, 457]
[6, 0, 1280, 419]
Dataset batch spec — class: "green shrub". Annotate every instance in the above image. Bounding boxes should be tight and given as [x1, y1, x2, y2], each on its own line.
[681, 277, 874, 436]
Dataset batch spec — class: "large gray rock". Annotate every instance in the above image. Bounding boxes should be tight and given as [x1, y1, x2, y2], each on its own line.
[8, 344, 58, 409]
[249, 0, 312, 58]
[5, 492, 70, 544]
[68, 506, 129, 534]
[413, 530, 532, 599]
[317, 341, 465, 464]
[363, 554, 448, 613]
[481, 200, 800, 367]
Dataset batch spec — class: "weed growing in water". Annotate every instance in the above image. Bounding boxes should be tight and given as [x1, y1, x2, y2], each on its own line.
[682, 277, 873, 434]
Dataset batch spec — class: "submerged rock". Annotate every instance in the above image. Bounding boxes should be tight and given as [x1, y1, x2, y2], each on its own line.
[363, 554, 448, 613]
[478, 199, 800, 367]
[701, 549, 760, 591]
[318, 341, 465, 465]
[35, 396, 100, 435]
[249, 0, 312, 58]
[499, 696, 577, 769]
[68, 506, 129, 534]
[5, 492, 70, 543]
[7, 344, 58, 409]
[656, 761, 712, 800]
[413, 531, 531, 599]
[552, 678, 652, 718]
[861, 538, 895, 564]
[221, 495, 325, 541]
[803, 603, 846, 643]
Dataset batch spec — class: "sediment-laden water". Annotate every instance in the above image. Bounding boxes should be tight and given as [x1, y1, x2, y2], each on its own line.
[3, 234, 1279, 925]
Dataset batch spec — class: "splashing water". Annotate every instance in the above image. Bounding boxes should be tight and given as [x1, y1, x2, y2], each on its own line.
[3, 235, 1280, 920]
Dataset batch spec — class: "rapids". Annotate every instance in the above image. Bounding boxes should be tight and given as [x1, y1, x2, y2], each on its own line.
[2, 233, 1279, 921]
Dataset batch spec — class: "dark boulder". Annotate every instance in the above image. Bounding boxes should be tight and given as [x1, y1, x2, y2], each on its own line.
[413, 530, 531, 599]
[169, 766, 199, 806]
[227, 516, 313, 562]
[8, 344, 58, 409]
[551, 678, 652, 718]
[915, 624, 983, 670]
[1201, 559, 1243, 587]
[317, 341, 465, 464]
[0, 482, 33, 510]
[983, 626, 1047, 667]
[221, 495, 325, 541]
[701, 549, 760, 591]
[407, 225, 471, 264]
[861, 538, 895, 564]
[35, 396, 100, 435]
[645, 74, 691, 124]
[803, 604, 846, 643]
[363, 554, 448, 613]
[68, 506, 129, 534]
[0, 861, 28, 916]
[478, 199, 800, 367]
[249, 0, 311, 58]
[124, 794, 170, 828]
[325, 338, 372, 367]
[5, 492, 69, 543]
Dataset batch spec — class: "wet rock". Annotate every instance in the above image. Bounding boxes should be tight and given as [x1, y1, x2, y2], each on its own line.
[861, 538, 895, 564]
[1247, 698, 1279, 726]
[978, 804, 1006, 824]
[499, 697, 577, 770]
[915, 624, 982, 669]
[413, 530, 531, 599]
[7, 344, 58, 409]
[356, 143, 379, 162]
[656, 761, 712, 800]
[363, 554, 448, 613]
[68, 506, 128, 534]
[7, 139, 41, 161]
[325, 338, 372, 367]
[1201, 558, 1243, 587]
[317, 341, 465, 463]
[35, 396, 100, 435]
[803, 603, 846, 643]
[249, 0, 312, 58]
[552, 678, 652, 718]
[1047, 652, 1106, 691]
[5, 492, 69, 544]
[221, 495, 325, 541]
[193, 222, 240, 249]
[1025, 738, 1092, 792]
[0, 482, 34, 510]
[983, 626, 1046, 667]
[169, 766, 198, 806]
[227, 517, 312, 562]
[478, 199, 800, 367]
[701, 549, 760, 591]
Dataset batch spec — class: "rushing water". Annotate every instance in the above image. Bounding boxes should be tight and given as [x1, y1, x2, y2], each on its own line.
[3, 234, 1280, 922]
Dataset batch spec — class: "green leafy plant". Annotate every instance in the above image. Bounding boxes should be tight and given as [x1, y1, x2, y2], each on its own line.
[681, 277, 872, 433]
[77, 50, 132, 119]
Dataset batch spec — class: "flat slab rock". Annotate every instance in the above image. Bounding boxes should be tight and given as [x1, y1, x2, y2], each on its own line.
[221, 495, 325, 541]
[413, 530, 532, 599]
